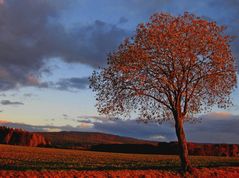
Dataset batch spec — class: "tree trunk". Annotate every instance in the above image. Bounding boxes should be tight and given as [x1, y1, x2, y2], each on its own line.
[174, 114, 193, 173]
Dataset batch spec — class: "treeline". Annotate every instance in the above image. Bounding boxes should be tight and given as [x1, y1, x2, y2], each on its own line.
[91, 142, 239, 157]
[0, 126, 50, 146]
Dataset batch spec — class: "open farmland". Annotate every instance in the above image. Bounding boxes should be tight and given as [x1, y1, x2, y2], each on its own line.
[0, 144, 238, 171]
[0, 144, 238, 177]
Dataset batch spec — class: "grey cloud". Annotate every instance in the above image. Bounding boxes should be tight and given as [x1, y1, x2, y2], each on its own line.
[207, 0, 239, 67]
[67, 20, 128, 67]
[0, 0, 65, 90]
[23, 93, 37, 98]
[77, 115, 115, 121]
[76, 112, 239, 143]
[55, 77, 89, 91]
[0, 0, 128, 91]
[1, 100, 24, 105]
[119, 0, 170, 17]
[1, 0, 238, 92]
[0, 121, 92, 132]
[119, 0, 239, 68]
[76, 119, 93, 124]
[94, 119, 176, 141]
[0, 112, 239, 143]
[185, 113, 239, 144]
[118, 17, 128, 24]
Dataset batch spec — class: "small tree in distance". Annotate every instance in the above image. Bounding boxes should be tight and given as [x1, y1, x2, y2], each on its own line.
[90, 12, 237, 172]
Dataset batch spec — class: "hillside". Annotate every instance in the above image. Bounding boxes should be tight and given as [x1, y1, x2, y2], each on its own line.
[0, 126, 50, 146]
[37, 131, 157, 149]
[0, 127, 238, 157]
[38, 131, 239, 157]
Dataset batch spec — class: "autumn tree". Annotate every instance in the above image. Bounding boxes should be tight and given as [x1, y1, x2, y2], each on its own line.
[90, 12, 237, 172]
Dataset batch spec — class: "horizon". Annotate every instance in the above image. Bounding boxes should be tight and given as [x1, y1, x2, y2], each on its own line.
[0, 0, 239, 144]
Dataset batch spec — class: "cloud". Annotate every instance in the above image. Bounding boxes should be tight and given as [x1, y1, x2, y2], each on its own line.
[117, 0, 239, 68]
[184, 112, 239, 143]
[0, 93, 6, 97]
[76, 113, 239, 143]
[206, 112, 232, 119]
[0, 0, 128, 91]
[0, 0, 238, 92]
[206, 0, 239, 68]
[0, 120, 93, 132]
[93, 119, 176, 141]
[118, 17, 128, 24]
[77, 115, 116, 121]
[0, 112, 239, 143]
[0, 0, 63, 90]
[57, 112, 239, 143]
[56, 20, 128, 70]
[23, 93, 35, 98]
[1, 100, 24, 105]
[54, 77, 89, 91]
[149, 135, 167, 141]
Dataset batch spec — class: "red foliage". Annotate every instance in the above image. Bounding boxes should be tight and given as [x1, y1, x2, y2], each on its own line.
[0, 126, 50, 146]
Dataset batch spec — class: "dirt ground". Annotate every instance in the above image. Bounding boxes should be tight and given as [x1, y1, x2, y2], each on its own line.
[0, 167, 238, 178]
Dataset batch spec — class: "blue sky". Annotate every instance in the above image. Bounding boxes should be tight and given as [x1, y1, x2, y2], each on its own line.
[0, 0, 239, 143]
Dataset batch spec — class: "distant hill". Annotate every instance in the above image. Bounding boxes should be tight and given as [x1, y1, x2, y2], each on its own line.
[36, 131, 158, 149]
[38, 131, 239, 157]
[0, 127, 238, 157]
[0, 126, 50, 146]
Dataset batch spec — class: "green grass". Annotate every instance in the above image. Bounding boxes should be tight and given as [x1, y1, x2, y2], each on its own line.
[0, 144, 238, 171]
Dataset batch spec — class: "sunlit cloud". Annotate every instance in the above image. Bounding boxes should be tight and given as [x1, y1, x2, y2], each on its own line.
[203, 112, 233, 119]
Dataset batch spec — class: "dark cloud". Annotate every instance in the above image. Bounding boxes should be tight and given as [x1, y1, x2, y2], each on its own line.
[94, 119, 175, 141]
[66, 20, 128, 67]
[118, 17, 128, 24]
[55, 112, 239, 143]
[0, 0, 238, 92]
[185, 112, 239, 144]
[0, 112, 239, 143]
[62, 114, 71, 120]
[76, 113, 239, 144]
[119, 0, 170, 17]
[55, 77, 89, 91]
[0, 0, 127, 91]
[206, 0, 239, 67]
[76, 119, 93, 124]
[23, 93, 35, 97]
[0, 120, 93, 132]
[0, 0, 65, 90]
[54, 112, 239, 143]
[119, 0, 239, 67]
[1, 100, 24, 105]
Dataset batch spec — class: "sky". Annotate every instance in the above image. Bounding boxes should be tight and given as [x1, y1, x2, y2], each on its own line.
[0, 0, 239, 143]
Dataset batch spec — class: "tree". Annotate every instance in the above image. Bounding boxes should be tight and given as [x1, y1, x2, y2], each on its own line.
[90, 12, 237, 172]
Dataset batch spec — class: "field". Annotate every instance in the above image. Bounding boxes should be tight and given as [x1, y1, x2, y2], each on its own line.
[0, 144, 238, 177]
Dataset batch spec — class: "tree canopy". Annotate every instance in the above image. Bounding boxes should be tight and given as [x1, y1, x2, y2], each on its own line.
[90, 12, 237, 123]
